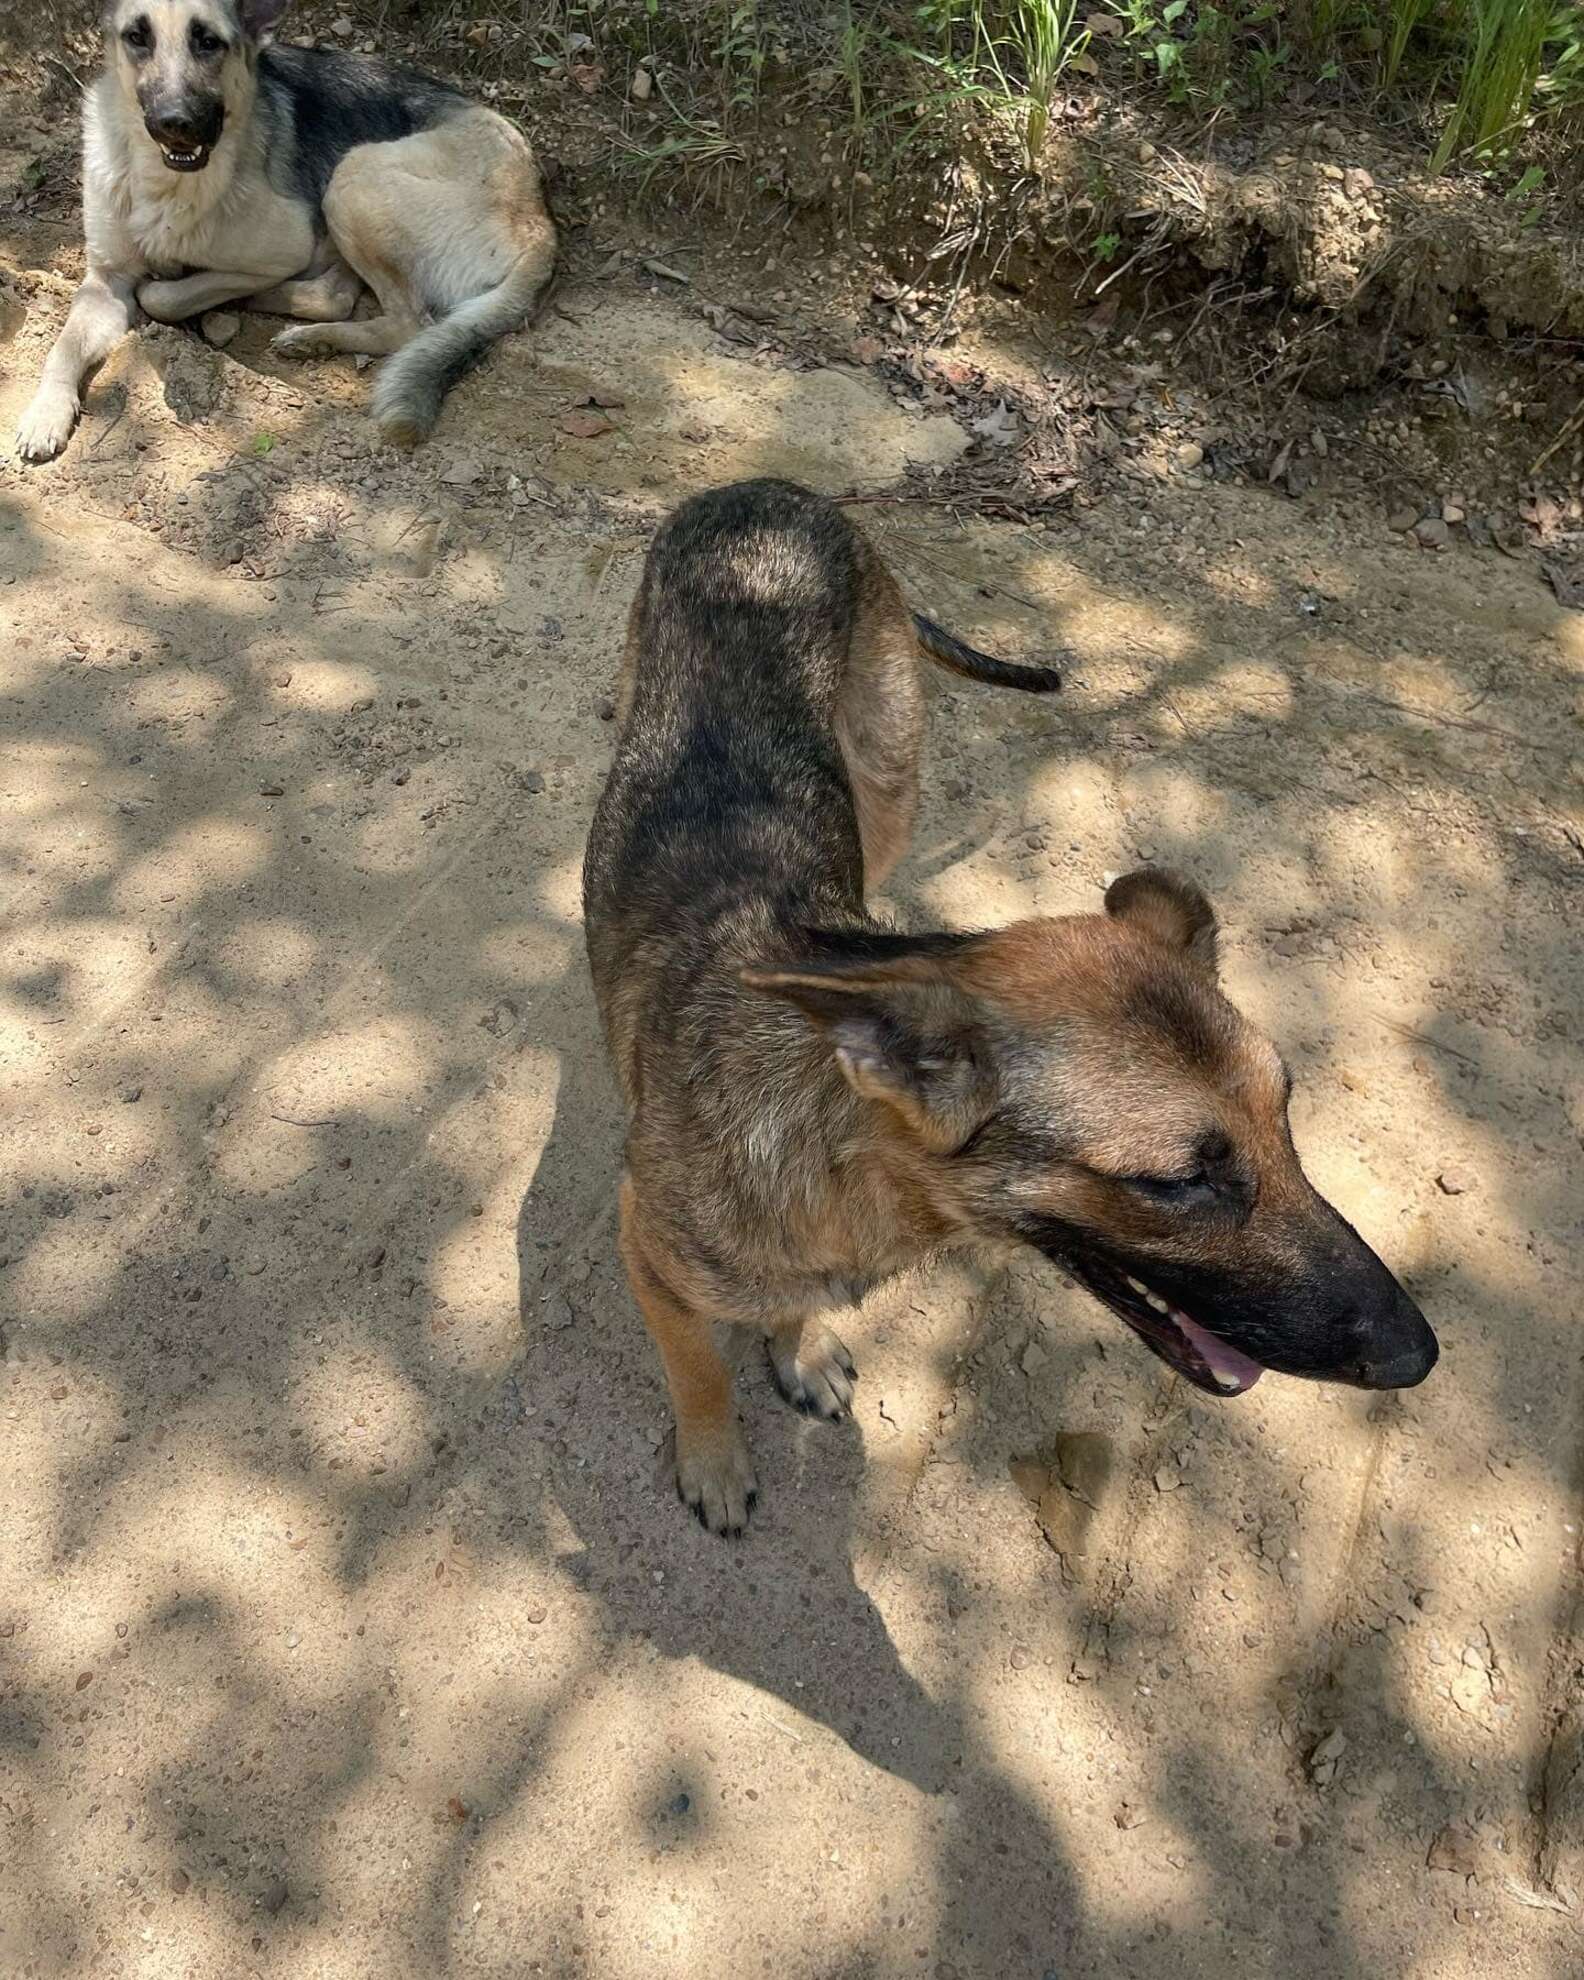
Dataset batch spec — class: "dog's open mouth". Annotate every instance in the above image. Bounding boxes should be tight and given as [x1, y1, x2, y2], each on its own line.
[1069, 1251, 1265, 1396]
[157, 139, 211, 172]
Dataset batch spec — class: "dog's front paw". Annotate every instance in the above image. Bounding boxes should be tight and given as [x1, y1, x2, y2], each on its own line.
[15, 385, 78, 461]
[675, 1425, 757, 1537]
[769, 1323, 857, 1420]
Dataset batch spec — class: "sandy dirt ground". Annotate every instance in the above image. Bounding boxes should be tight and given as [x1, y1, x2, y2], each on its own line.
[3, 231, 1583, 1980]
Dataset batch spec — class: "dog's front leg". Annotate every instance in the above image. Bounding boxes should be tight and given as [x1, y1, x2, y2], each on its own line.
[16, 268, 139, 462]
[618, 1178, 757, 1535]
[136, 268, 299, 323]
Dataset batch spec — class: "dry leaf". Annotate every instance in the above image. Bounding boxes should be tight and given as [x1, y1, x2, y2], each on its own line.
[560, 409, 615, 439]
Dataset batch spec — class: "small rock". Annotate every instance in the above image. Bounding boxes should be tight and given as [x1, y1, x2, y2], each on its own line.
[440, 456, 483, 486]
[1436, 1167, 1475, 1195]
[1343, 167, 1375, 197]
[641, 259, 690, 285]
[1174, 441, 1205, 472]
[1428, 1822, 1482, 1876]
[259, 783, 285, 798]
[1387, 507, 1418, 533]
[631, 67, 653, 101]
[1009, 1645, 1033, 1670]
[596, 696, 616, 721]
[1307, 1727, 1346, 1784]
[521, 769, 545, 794]
[524, 1603, 548, 1625]
[200, 310, 241, 349]
[169, 1868, 190, 1895]
[1115, 1802, 1147, 1830]
[1021, 1339, 1049, 1377]
[1442, 503, 1466, 526]
[542, 1294, 574, 1330]
[1414, 516, 1450, 549]
[1153, 1466, 1182, 1493]
[260, 1878, 288, 1916]
[668, 1792, 691, 1816]
[331, 15, 352, 35]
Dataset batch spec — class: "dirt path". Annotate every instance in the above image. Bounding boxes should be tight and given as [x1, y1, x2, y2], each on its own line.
[2, 242, 1582, 1979]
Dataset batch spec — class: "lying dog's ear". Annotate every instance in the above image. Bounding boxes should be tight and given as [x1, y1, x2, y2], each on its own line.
[741, 947, 991, 1145]
[240, 0, 291, 37]
[1104, 867, 1218, 970]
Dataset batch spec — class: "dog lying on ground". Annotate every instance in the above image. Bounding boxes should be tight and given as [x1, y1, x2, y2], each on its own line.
[583, 478, 1439, 1535]
[16, 0, 554, 461]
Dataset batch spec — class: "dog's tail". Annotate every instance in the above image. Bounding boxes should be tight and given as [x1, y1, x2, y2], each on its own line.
[912, 614, 1063, 693]
[371, 252, 554, 447]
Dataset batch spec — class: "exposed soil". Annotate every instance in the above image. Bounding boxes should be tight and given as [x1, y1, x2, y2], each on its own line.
[3, 12, 1584, 1979]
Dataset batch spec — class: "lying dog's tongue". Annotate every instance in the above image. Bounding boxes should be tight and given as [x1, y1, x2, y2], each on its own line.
[1174, 1309, 1264, 1393]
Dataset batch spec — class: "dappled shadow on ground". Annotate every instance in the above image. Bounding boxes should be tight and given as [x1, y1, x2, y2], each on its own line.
[1, 280, 1581, 1978]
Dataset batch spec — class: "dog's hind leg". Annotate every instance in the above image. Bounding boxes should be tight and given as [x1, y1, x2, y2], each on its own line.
[249, 258, 362, 322]
[619, 1177, 757, 1535]
[834, 530, 926, 893]
[272, 316, 410, 360]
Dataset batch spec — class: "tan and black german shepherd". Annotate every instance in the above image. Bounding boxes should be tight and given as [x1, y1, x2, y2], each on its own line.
[584, 479, 1438, 1535]
[16, 0, 554, 461]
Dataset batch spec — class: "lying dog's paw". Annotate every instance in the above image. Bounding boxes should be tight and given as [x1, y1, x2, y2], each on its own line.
[15, 386, 78, 462]
[675, 1425, 758, 1537]
[270, 324, 338, 360]
[768, 1323, 857, 1420]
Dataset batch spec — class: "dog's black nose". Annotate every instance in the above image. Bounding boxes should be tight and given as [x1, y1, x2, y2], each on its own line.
[147, 108, 200, 142]
[1353, 1293, 1439, 1389]
[1355, 1337, 1438, 1389]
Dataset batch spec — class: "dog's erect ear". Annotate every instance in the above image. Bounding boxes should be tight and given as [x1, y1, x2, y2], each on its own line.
[239, 0, 291, 37]
[1104, 867, 1218, 970]
[741, 944, 991, 1145]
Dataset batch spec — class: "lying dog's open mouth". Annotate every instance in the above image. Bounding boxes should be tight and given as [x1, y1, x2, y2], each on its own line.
[1067, 1250, 1266, 1396]
[157, 138, 212, 172]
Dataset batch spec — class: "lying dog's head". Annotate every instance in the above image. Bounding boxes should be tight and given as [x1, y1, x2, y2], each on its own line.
[746, 869, 1438, 1397]
[106, 0, 286, 174]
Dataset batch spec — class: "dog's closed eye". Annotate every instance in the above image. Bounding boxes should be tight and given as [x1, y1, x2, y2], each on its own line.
[1124, 1171, 1216, 1205]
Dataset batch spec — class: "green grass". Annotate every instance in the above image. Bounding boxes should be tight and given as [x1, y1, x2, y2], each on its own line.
[484, 0, 1584, 191]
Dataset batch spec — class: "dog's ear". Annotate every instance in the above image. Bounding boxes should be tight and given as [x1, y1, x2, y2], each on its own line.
[1104, 867, 1218, 970]
[741, 945, 991, 1145]
[239, 0, 291, 37]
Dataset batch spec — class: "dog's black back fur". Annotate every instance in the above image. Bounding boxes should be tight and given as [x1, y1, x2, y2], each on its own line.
[585, 481, 877, 1006]
[259, 45, 465, 212]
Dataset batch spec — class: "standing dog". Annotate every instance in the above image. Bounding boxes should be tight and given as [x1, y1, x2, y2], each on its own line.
[584, 479, 1438, 1535]
[16, 0, 555, 461]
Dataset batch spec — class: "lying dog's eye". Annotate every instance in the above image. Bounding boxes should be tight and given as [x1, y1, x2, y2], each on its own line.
[191, 26, 226, 55]
[1128, 1171, 1212, 1204]
[122, 20, 152, 51]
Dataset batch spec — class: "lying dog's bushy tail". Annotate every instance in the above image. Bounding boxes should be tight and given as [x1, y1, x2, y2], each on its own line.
[912, 614, 1063, 693]
[372, 254, 553, 446]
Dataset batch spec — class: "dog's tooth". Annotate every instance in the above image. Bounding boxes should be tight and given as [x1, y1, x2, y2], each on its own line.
[1125, 1274, 1147, 1296]
[1145, 1290, 1170, 1314]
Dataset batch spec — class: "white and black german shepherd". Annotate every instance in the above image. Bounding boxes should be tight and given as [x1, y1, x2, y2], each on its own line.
[16, 0, 556, 459]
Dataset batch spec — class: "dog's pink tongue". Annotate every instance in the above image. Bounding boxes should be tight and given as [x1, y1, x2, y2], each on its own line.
[1174, 1310, 1264, 1393]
